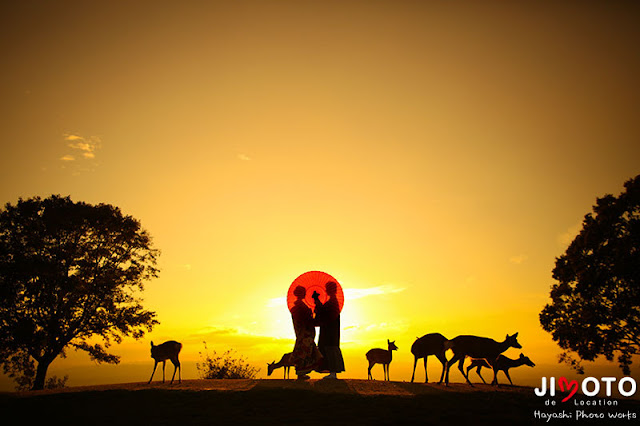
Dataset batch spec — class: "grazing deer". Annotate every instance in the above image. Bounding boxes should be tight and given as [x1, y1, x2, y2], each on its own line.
[410, 333, 448, 384]
[148, 340, 182, 384]
[267, 352, 294, 379]
[443, 333, 521, 386]
[467, 353, 535, 386]
[366, 339, 398, 381]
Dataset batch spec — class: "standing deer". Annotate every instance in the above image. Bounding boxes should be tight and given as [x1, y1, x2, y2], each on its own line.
[410, 333, 448, 383]
[366, 339, 398, 381]
[465, 358, 492, 384]
[443, 332, 521, 386]
[148, 340, 182, 384]
[467, 353, 535, 386]
[267, 352, 294, 379]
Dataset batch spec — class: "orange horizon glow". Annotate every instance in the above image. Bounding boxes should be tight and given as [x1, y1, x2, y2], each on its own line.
[1, 1, 640, 391]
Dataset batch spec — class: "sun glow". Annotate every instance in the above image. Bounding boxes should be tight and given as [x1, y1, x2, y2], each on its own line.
[2, 1, 639, 391]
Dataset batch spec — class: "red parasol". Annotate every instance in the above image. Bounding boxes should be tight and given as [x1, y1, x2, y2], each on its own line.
[287, 271, 344, 313]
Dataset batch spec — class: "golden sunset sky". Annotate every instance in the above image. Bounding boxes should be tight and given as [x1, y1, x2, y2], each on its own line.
[1, 1, 639, 390]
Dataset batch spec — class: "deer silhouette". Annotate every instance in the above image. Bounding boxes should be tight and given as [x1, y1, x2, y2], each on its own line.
[410, 333, 448, 383]
[467, 353, 535, 385]
[366, 339, 398, 381]
[148, 340, 182, 384]
[267, 352, 294, 379]
[444, 333, 521, 386]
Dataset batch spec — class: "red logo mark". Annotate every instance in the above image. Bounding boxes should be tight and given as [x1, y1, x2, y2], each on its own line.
[559, 376, 579, 402]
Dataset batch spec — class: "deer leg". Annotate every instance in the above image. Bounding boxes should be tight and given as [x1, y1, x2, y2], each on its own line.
[491, 367, 499, 386]
[170, 359, 180, 384]
[367, 362, 373, 380]
[385, 364, 389, 381]
[444, 353, 459, 386]
[411, 356, 418, 382]
[504, 370, 513, 386]
[436, 353, 447, 384]
[162, 360, 166, 383]
[148, 361, 158, 384]
[458, 357, 473, 386]
[423, 357, 428, 383]
[477, 366, 487, 384]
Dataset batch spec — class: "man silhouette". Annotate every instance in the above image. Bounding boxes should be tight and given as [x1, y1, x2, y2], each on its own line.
[312, 281, 345, 379]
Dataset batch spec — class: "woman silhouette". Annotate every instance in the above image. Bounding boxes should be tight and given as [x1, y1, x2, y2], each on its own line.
[290, 285, 323, 379]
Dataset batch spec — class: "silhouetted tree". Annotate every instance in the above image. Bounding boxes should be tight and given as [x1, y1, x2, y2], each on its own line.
[540, 175, 640, 374]
[0, 195, 159, 390]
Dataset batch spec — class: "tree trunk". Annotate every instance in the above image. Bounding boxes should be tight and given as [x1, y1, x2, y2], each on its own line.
[32, 359, 52, 391]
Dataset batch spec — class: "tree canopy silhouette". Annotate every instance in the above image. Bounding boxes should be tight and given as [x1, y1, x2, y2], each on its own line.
[0, 195, 159, 390]
[540, 175, 640, 374]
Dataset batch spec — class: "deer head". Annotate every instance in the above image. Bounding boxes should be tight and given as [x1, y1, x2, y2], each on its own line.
[505, 333, 522, 349]
[388, 340, 398, 351]
[519, 353, 535, 367]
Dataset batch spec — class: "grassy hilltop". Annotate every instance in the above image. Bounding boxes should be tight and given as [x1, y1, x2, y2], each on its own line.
[1, 379, 638, 425]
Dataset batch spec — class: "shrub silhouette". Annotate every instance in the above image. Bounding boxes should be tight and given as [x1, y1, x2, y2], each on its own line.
[196, 342, 260, 379]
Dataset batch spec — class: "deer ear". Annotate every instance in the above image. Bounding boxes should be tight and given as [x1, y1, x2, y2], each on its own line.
[514, 332, 519, 337]
[150, 341, 154, 347]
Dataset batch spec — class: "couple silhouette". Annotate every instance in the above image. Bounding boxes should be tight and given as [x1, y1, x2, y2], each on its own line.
[289, 281, 345, 380]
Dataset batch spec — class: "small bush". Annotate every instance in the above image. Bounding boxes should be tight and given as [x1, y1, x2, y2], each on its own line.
[196, 342, 260, 379]
[45, 375, 69, 389]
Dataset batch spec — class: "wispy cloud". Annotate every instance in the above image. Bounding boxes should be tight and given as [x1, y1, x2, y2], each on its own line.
[509, 254, 528, 265]
[59, 133, 102, 174]
[266, 297, 287, 309]
[266, 284, 406, 308]
[238, 153, 251, 161]
[186, 326, 294, 350]
[340, 319, 410, 345]
[64, 133, 101, 159]
[557, 222, 582, 248]
[343, 285, 406, 300]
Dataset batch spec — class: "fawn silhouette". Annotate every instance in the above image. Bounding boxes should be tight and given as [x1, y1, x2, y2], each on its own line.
[366, 339, 398, 381]
[467, 353, 535, 386]
[148, 340, 182, 384]
[267, 352, 294, 379]
[444, 333, 521, 386]
[410, 333, 448, 384]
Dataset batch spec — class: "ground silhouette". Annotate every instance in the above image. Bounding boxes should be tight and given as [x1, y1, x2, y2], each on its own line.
[3, 379, 638, 425]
